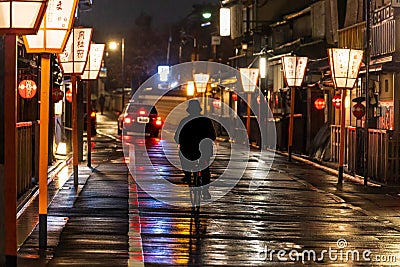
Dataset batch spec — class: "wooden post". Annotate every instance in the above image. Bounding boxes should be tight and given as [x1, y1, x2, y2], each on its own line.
[38, 54, 51, 249]
[246, 93, 251, 137]
[86, 81, 92, 167]
[338, 90, 346, 184]
[72, 75, 79, 186]
[4, 34, 17, 267]
[288, 86, 296, 161]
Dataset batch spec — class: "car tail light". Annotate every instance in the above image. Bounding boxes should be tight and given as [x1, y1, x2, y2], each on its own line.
[139, 110, 146, 115]
[155, 116, 162, 126]
[90, 111, 96, 118]
[124, 116, 133, 124]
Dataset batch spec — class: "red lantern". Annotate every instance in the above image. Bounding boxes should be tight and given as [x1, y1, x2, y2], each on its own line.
[66, 89, 72, 103]
[52, 87, 64, 103]
[352, 103, 365, 119]
[18, 79, 37, 99]
[314, 98, 325, 110]
[332, 95, 341, 109]
[232, 93, 238, 101]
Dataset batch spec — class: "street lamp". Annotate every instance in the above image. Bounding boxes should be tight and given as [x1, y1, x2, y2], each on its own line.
[281, 56, 308, 162]
[194, 73, 209, 112]
[328, 48, 363, 184]
[240, 68, 260, 136]
[81, 43, 105, 168]
[58, 27, 93, 188]
[23, 0, 79, 250]
[0, 0, 48, 264]
[109, 38, 125, 112]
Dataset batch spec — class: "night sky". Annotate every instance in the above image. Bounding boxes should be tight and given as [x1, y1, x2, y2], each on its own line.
[79, 0, 220, 41]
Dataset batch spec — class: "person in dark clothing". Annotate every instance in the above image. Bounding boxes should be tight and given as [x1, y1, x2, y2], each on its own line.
[174, 99, 216, 200]
[99, 94, 105, 114]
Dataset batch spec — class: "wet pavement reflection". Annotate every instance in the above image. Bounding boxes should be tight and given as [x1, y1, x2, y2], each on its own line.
[133, 136, 400, 266]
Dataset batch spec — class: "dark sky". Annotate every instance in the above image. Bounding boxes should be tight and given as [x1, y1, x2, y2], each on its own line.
[79, 0, 220, 40]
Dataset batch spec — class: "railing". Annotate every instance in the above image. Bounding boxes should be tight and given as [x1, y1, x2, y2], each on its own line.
[371, 18, 395, 56]
[330, 125, 351, 165]
[331, 125, 400, 184]
[338, 22, 365, 49]
[16, 121, 39, 197]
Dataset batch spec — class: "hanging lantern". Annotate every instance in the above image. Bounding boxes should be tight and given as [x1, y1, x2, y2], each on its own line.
[66, 88, 72, 102]
[81, 43, 105, 80]
[0, 0, 48, 35]
[52, 87, 64, 102]
[23, 0, 80, 54]
[232, 93, 238, 101]
[18, 79, 37, 98]
[314, 98, 325, 110]
[332, 95, 341, 109]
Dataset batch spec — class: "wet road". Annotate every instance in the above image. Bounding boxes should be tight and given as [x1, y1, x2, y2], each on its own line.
[132, 135, 400, 266]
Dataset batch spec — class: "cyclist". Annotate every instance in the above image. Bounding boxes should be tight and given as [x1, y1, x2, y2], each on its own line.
[174, 99, 216, 200]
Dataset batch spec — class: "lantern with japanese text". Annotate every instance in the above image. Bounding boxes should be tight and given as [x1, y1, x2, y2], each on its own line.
[332, 95, 341, 109]
[314, 98, 325, 110]
[18, 79, 37, 98]
[240, 67, 260, 137]
[81, 43, 105, 80]
[58, 27, 93, 74]
[23, 0, 79, 53]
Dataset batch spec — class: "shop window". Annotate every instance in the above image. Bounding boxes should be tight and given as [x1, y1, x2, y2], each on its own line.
[378, 103, 394, 130]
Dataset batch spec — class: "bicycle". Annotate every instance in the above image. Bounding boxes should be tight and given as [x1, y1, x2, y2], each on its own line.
[188, 163, 203, 210]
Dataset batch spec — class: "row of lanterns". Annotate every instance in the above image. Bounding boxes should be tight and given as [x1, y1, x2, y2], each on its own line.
[314, 95, 365, 119]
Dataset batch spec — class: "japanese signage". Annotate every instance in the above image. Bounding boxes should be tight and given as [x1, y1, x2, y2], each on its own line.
[23, 0, 79, 53]
[81, 43, 105, 80]
[282, 56, 308, 87]
[18, 80, 37, 99]
[240, 68, 259, 92]
[58, 28, 93, 74]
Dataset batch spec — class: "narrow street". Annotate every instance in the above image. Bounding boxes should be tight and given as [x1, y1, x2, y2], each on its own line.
[17, 112, 400, 266]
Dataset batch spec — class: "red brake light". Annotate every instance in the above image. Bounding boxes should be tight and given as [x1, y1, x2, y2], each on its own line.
[139, 110, 146, 115]
[90, 111, 96, 118]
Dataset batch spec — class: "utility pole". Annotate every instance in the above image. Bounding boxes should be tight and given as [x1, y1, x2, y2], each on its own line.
[364, 0, 371, 187]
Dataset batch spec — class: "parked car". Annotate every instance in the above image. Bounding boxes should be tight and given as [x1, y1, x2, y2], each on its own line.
[118, 103, 163, 137]
[84, 110, 97, 136]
